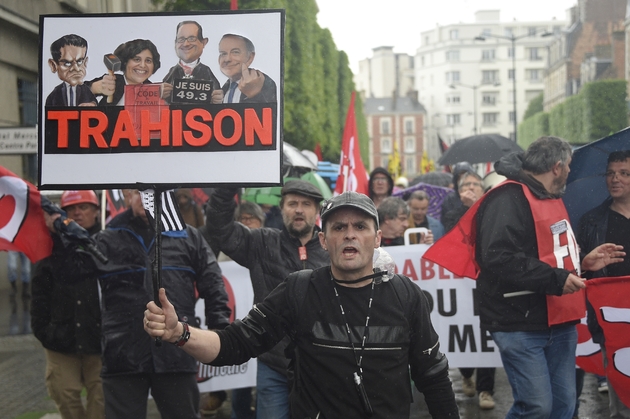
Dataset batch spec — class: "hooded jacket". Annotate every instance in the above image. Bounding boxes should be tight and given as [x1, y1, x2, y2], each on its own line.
[368, 167, 394, 201]
[205, 187, 330, 376]
[475, 152, 571, 332]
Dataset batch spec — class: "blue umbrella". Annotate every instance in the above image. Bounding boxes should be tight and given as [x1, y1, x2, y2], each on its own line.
[563, 126, 630, 226]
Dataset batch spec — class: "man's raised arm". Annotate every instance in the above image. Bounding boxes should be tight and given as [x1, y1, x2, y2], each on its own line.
[144, 288, 221, 364]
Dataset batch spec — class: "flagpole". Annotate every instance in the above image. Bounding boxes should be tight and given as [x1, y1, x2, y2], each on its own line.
[153, 187, 163, 347]
[100, 190, 106, 228]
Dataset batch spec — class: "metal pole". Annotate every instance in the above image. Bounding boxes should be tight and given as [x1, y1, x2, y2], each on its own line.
[512, 37, 518, 142]
[473, 86, 478, 135]
[153, 188, 163, 347]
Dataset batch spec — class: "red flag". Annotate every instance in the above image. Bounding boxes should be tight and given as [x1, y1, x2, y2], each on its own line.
[0, 166, 53, 262]
[586, 276, 630, 406]
[334, 92, 369, 195]
[231, 0, 238, 10]
[314, 144, 323, 162]
[576, 319, 605, 376]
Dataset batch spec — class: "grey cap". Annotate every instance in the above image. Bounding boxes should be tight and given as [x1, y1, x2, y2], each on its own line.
[320, 191, 379, 229]
[281, 180, 323, 202]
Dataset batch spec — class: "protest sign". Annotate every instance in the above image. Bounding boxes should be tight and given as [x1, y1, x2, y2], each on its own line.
[39, 11, 283, 189]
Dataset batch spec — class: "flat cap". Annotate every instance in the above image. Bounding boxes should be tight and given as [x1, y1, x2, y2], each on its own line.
[320, 191, 379, 229]
[281, 179, 323, 202]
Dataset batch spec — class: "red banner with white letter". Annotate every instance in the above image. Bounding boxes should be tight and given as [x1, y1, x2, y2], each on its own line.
[0, 166, 53, 262]
[586, 276, 630, 407]
[334, 92, 368, 195]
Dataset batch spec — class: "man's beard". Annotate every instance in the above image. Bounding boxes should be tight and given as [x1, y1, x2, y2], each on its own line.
[283, 216, 314, 239]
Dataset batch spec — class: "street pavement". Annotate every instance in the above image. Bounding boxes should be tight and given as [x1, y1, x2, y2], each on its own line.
[0, 287, 611, 419]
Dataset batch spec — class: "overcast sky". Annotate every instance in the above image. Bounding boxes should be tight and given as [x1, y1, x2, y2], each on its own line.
[316, 0, 578, 72]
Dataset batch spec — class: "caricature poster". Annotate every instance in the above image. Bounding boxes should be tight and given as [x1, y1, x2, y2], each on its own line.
[38, 11, 284, 189]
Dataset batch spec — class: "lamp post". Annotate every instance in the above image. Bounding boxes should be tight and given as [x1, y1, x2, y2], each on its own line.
[475, 29, 552, 142]
[450, 83, 479, 135]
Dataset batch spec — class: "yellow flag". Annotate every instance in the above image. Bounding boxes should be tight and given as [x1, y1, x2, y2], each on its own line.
[421, 150, 435, 174]
[388, 142, 401, 179]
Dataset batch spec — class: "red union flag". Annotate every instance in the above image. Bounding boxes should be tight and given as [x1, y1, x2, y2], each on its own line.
[586, 276, 630, 407]
[0, 166, 53, 262]
[334, 92, 369, 195]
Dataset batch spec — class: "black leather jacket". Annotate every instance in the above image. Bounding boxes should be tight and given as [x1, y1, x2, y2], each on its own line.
[576, 197, 614, 343]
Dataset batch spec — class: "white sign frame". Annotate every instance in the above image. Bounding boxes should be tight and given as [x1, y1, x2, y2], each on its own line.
[38, 10, 284, 190]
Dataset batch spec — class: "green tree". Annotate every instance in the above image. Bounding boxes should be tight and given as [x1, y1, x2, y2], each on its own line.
[523, 93, 543, 120]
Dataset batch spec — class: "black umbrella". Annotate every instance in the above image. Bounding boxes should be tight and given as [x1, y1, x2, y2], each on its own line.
[438, 134, 523, 166]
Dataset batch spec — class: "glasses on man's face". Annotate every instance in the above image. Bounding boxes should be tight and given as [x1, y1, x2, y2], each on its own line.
[373, 177, 389, 184]
[58, 58, 86, 68]
[176, 36, 199, 44]
[459, 181, 482, 190]
[239, 215, 257, 223]
[604, 170, 630, 179]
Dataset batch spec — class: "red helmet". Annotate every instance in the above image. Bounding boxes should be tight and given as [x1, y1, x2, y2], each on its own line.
[60, 190, 99, 209]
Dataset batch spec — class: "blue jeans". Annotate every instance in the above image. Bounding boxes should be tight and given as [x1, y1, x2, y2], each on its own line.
[256, 361, 289, 419]
[492, 325, 577, 419]
[7, 251, 30, 283]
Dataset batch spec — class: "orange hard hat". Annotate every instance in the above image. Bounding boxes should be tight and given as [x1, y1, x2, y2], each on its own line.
[60, 190, 99, 209]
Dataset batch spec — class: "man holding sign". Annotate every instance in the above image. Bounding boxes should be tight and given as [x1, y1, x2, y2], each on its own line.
[145, 191, 459, 418]
[473, 137, 623, 419]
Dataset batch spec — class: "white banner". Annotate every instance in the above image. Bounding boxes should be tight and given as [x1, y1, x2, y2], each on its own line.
[386, 244, 501, 368]
[194, 261, 257, 392]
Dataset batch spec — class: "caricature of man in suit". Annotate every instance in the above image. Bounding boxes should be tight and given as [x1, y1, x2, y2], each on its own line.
[46, 34, 97, 107]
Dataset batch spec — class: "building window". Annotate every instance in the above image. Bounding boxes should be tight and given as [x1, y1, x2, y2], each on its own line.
[509, 111, 516, 122]
[446, 95, 461, 104]
[482, 113, 499, 126]
[508, 69, 515, 80]
[18, 78, 38, 182]
[18, 79, 37, 126]
[507, 47, 515, 58]
[526, 69, 542, 81]
[449, 29, 459, 40]
[446, 50, 460, 61]
[446, 71, 461, 83]
[528, 27, 537, 37]
[405, 156, 416, 174]
[421, 56, 425, 66]
[381, 137, 392, 153]
[482, 93, 498, 106]
[404, 119, 414, 134]
[482, 28, 491, 37]
[404, 137, 415, 153]
[425, 35, 430, 45]
[381, 119, 391, 134]
[447, 114, 461, 125]
[482, 70, 499, 84]
[528, 48, 541, 61]
[504, 27, 513, 38]
[481, 49, 496, 61]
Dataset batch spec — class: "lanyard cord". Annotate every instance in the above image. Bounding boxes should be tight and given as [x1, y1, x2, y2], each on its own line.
[331, 274, 376, 374]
